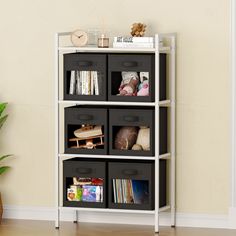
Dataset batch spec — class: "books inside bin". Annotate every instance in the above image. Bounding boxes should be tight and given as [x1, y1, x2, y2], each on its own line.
[68, 70, 101, 96]
[67, 177, 103, 202]
[112, 179, 149, 204]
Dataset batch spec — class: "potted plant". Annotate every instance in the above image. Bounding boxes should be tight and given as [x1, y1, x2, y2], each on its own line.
[0, 103, 12, 224]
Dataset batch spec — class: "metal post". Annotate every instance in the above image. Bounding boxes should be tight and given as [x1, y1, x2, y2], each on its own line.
[154, 34, 160, 233]
[55, 33, 60, 229]
[170, 34, 176, 227]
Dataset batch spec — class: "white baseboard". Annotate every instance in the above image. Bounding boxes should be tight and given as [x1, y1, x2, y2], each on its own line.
[229, 207, 236, 229]
[2, 205, 230, 229]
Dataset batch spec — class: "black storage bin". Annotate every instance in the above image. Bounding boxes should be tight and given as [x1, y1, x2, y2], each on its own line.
[108, 160, 166, 210]
[65, 106, 108, 155]
[64, 53, 107, 101]
[63, 158, 106, 208]
[109, 108, 152, 156]
[109, 107, 167, 156]
[108, 53, 166, 102]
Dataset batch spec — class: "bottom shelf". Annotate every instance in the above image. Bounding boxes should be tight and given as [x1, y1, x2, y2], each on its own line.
[59, 206, 155, 214]
[59, 205, 170, 214]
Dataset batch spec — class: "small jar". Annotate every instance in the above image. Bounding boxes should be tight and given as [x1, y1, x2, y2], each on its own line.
[98, 34, 109, 48]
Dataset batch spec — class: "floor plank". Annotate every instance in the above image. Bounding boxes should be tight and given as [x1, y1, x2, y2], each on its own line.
[0, 219, 236, 236]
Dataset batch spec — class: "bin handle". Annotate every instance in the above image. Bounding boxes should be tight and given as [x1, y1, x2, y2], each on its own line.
[122, 169, 138, 176]
[78, 61, 93, 67]
[78, 114, 93, 121]
[122, 61, 138, 67]
[76, 167, 92, 174]
[123, 115, 139, 122]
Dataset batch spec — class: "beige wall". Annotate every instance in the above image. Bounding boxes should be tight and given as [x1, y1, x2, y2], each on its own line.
[0, 0, 230, 214]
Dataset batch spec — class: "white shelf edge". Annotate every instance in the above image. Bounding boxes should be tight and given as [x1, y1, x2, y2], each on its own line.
[58, 46, 171, 54]
[59, 153, 156, 161]
[59, 206, 155, 214]
[159, 153, 171, 160]
[58, 100, 171, 107]
[159, 100, 171, 107]
[159, 205, 171, 213]
[58, 100, 156, 106]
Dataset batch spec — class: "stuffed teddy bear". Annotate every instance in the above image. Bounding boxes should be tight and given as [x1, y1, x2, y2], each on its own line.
[118, 72, 139, 96]
[132, 126, 150, 151]
[137, 72, 149, 96]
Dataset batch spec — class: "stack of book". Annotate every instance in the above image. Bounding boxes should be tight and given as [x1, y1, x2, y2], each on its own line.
[113, 179, 149, 204]
[69, 70, 100, 96]
[113, 36, 154, 48]
[67, 177, 103, 202]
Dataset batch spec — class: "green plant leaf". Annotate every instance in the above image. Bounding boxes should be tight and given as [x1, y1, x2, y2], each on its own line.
[0, 154, 12, 162]
[0, 166, 10, 175]
[0, 114, 8, 130]
[0, 103, 7, 117]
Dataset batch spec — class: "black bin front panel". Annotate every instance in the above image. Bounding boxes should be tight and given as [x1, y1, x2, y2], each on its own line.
[108, 161, 154, 210]
[65, 107, 108, 155]
[108, 54, 154, 102]
[64, 53, 107, 101]
[108, 53, 166, 102]
[109, 108, 155, 156]
[63, 159, 106, 208]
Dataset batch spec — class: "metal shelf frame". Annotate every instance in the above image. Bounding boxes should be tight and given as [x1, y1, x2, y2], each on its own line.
[55, 32, 176, 233]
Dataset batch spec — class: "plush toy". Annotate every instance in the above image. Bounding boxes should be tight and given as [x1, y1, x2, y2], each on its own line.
[132, 126, 150, 151]
[132, 144, 143, 150]
[137, 72, 149, 96]
[118, 72, 139, 96]
[131, 23, 146, 37]
[114, 126, 138, 150]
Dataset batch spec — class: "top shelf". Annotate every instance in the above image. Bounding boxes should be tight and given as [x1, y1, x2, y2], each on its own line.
[58, 46, 171, 54]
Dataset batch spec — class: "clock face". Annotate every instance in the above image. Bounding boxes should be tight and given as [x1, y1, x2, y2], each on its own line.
[71, 30, 88, 47]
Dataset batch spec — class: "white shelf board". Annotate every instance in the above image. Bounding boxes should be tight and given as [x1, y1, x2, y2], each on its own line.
[58, 100, 171, 107]
[159, 153, 171, 160]
[59, 153, 156, 161]
[159, 100, 171, 107]
[159, 205, 171, 213]
[59, 206, 155, 214]
[58, 46, 171, 54]
[58, 100, 156, 107]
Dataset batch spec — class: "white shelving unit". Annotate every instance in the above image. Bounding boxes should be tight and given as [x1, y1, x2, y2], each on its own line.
[55, 32, 176, 233]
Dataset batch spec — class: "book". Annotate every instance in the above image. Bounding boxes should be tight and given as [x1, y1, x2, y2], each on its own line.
[94, 71, 99, 95]
[76, 71, 81, 95]
[82, 185, 97, 202]
[132, 180, 149, 204]
[69, 71, 76, 95]
[90, 71, 94, 95]
[113, 179, 117, 203]
[113, 42, 154, 48]
[114, 36, 154, 43]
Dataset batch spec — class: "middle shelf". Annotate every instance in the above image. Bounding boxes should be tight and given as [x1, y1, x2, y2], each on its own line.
[63, 105, 167, 157]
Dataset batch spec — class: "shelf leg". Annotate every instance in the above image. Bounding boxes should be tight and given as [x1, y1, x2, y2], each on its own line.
[154, 33, 160, 234]
[73, 210, 79, 223]
[55, 208, 60, 229]
[170, 34, 176, 228]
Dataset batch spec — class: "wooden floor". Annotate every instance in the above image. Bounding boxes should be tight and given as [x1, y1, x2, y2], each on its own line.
[0, 219, 236, 236]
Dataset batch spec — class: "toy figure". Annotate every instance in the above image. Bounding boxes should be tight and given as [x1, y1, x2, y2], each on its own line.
[118, 72, 139, 96]
[137, 72, 149, 96]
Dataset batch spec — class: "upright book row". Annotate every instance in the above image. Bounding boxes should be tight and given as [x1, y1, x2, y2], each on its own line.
[69, 70, 100, 96]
